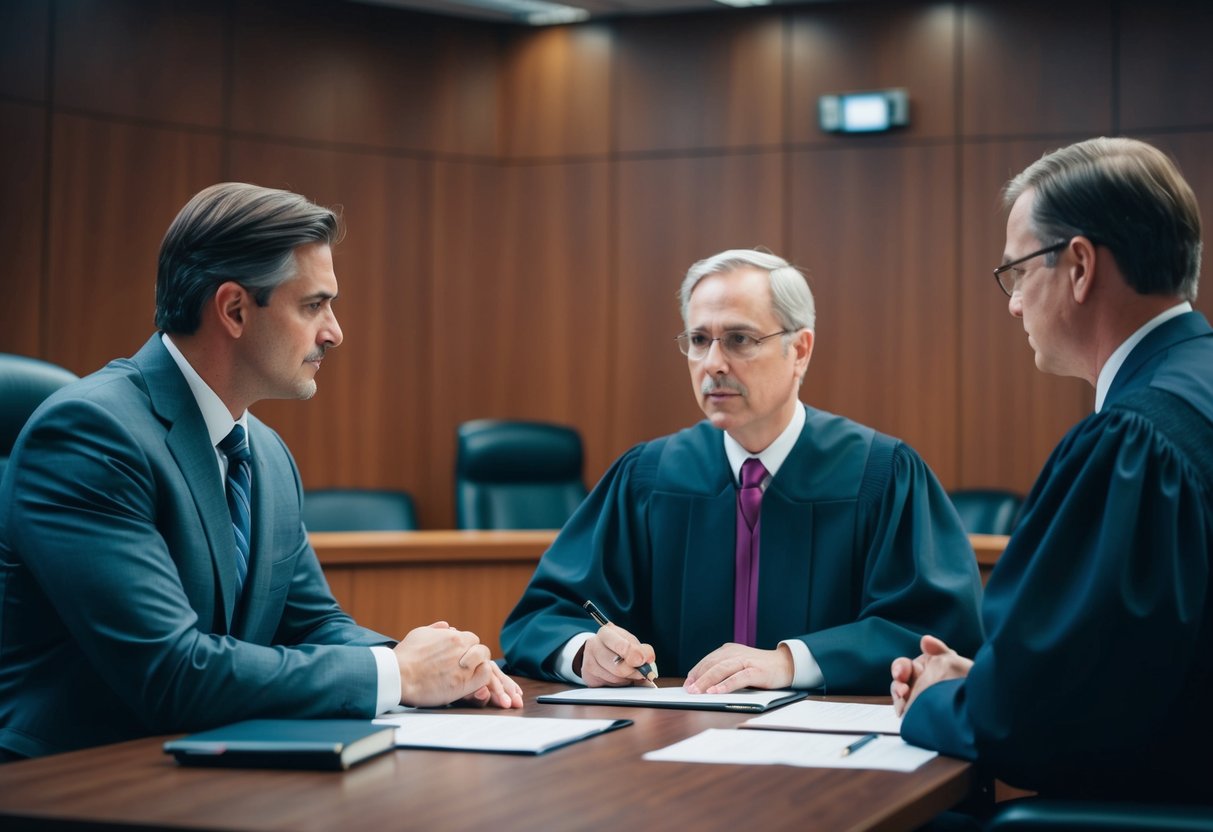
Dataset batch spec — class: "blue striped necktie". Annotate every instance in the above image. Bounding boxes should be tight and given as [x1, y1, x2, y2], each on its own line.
[218, 424, 252, 598]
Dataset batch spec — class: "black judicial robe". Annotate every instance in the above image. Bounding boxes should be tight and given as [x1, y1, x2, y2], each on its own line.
[902, 311, 1213, 803]
[501, 404, 984, 693]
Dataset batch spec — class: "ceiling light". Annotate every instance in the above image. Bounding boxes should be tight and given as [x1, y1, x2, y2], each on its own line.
[442, 0, 589, 25]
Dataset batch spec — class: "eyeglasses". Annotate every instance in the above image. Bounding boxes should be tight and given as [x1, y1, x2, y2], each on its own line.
[992, 240, 1069, 296]
[675, 329, 791, 361]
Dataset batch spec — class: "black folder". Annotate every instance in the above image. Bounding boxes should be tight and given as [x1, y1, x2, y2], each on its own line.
[164, 719, 395, 771]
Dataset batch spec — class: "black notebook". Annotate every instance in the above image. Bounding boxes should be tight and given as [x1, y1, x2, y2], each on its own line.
[164, 719, 395, 771]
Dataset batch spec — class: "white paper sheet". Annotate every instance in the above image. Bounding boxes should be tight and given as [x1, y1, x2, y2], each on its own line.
[537, 686, 804, 711]
[642, 728, 936, 772]
[373, 713, 625, 754]
[741, 699, 903, 734]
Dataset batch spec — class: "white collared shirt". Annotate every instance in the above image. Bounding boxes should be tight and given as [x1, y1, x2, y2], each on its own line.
[161, 334, 400, 713]
[723, 402, 823, 689]
[1094, 302, 1192, 413]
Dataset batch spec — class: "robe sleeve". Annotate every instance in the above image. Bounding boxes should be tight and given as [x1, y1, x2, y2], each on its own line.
[501, 445, 653, 680]
[901, 409, 1212, 795]
[805, 443, 985, 692]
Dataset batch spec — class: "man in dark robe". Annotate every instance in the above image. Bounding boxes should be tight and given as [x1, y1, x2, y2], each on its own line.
[503, 249, 983, 695]
[892, 137, 1213, 804]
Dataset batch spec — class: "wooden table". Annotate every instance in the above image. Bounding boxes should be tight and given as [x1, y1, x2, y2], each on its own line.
[312, 531, 1011, 654]
[0, 678, 972, 832]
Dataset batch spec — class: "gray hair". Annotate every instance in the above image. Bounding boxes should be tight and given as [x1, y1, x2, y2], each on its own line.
[1005, 137, 1202, 301]
[155, 182, 342, 334]
[679, 248, 816, 332]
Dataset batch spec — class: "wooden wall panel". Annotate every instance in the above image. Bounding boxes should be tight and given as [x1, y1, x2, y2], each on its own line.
[429, 160, 614, 522]
[789, 144, 959, 483]
[0, 0, 49, 101]
[45, 114, 223, 375]
[1120, 2, 1213, 131]
[614, 10, 784, 153]
[53, 0, 225, 127]
[961, 0, 1113, 138]
[614, 152, 785, 454]
[0, 102, 47, 357]
[500, 24, 614, 159]
[957, 139, 1093, 492]
[226, 139, 430, 499]
[789, 1, 957, 143]
[231, 0, 498, 156]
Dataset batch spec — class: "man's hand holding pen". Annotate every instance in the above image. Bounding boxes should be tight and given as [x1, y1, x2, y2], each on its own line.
[575, 622, 659, 688]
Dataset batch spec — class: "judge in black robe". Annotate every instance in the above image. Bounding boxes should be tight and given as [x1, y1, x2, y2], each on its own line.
[901, 310, 1213, 802]
[502, 404, 984, 693]
[894, 137, 1213, 806]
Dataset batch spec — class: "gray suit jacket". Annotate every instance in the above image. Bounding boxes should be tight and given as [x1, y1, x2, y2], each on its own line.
[0, 336, 392, 757]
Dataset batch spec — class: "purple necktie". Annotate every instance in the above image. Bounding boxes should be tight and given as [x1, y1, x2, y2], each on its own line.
[734, 457, 768, 647]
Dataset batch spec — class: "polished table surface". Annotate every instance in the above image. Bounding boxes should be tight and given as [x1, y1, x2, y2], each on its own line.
[0, 678, 971, 832]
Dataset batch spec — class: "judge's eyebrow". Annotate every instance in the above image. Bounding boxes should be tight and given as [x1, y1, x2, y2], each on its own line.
[302, 291, 338, 303]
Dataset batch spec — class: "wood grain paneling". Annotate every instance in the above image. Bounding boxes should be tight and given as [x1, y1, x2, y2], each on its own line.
[789, 144, 960, 483]
[429, 159, 613, 523]
[0, 0, 49, 101]
[789, 1, 957, 143]
[614, 152, 785, 453]
[961, 0, 1113, 138]
[500, 24, 613, 159]
[1120, 2, 1213, 132]
[958, 139, 1093, 492]
[226, 138, 430, 502]
[231, 0, 499, 156]
[53, 0, 225, 127]
[45, 114, 223, 375]
[614, 9, 784, 153]
[0, 102, 47, 357]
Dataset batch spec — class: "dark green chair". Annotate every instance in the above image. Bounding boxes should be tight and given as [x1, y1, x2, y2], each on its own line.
[948, 488, 1024, 535]
[986, 798, 1213, 831]
[0, 353, 79, 481]
[455, 419, 587, 530]
[302, 488, 418, 531]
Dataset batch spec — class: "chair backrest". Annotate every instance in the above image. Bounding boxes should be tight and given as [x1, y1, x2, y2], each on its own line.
[986, 797, 1213, 831]
[302, 488, 419, 532]
[0, 353, 79, 480]
[455, 419, 588, 530]
[948, 488, 1024, 535]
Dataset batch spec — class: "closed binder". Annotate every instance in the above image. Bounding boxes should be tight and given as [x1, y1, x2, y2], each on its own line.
[164, 719, 395, 771]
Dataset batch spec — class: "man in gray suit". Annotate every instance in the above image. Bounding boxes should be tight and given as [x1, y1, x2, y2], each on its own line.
[0, 183, 522, 760]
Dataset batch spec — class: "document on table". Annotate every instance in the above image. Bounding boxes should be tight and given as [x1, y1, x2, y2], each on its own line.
[373, 713, 630, 755]
[537, 686, 806, 713]
[643, 728, 936, 772]
[740, 700, 903, 735]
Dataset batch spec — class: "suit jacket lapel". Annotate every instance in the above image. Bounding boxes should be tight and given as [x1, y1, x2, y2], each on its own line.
[133, 336, 240, 630]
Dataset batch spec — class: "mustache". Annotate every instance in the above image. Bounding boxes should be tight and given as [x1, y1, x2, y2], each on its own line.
[304, 347, 327, 363]
[701, 375, 747, 397]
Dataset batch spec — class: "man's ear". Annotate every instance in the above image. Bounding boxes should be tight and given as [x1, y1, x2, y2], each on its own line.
[213, 282, 248, 338]
[1069, 236, 1099, 304]
[794, 328, 814, 377]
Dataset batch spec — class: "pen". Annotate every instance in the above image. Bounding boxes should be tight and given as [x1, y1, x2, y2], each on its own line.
[840, 733, 879, 757]
[582, 600, 659, 686]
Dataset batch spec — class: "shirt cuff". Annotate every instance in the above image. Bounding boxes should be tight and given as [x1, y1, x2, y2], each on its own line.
[780, 638, 824, 689]
[557, 632, 595, 683]
[371, 645, 402, 714]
